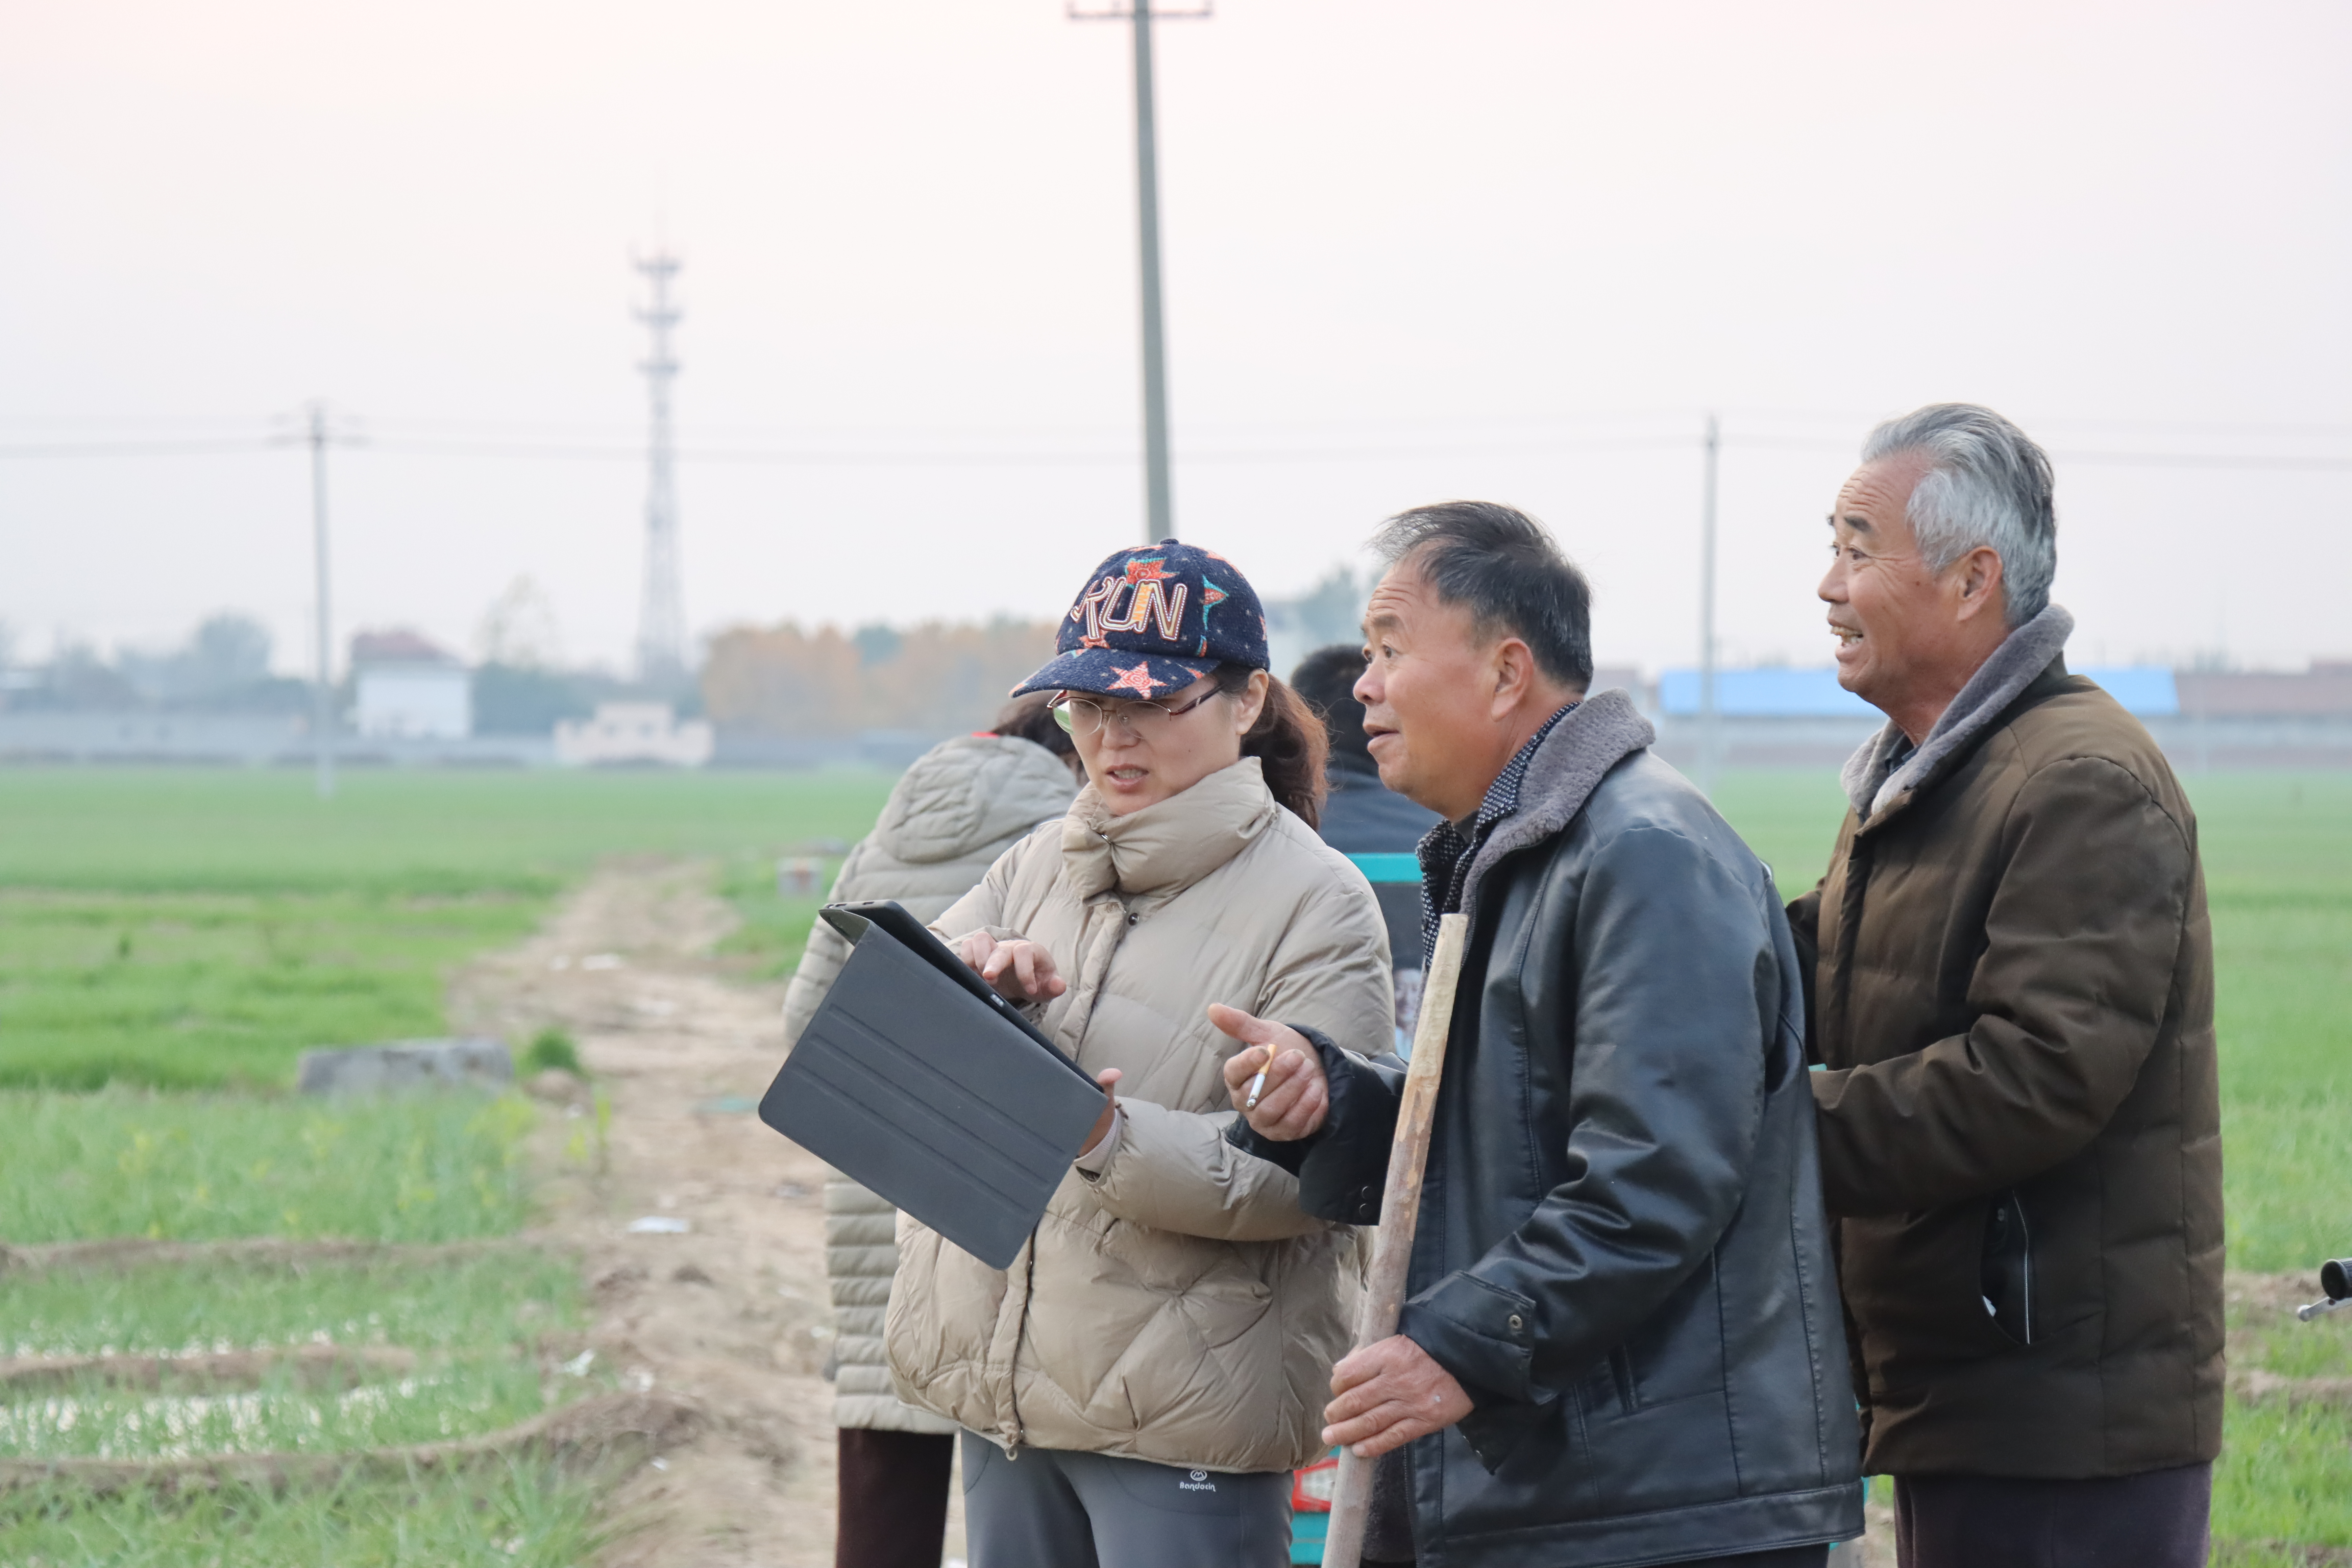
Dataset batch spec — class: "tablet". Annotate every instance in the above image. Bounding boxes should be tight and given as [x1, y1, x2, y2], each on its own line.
[821, 900, 1099, 1086]
[758, 899, 1107, 1269]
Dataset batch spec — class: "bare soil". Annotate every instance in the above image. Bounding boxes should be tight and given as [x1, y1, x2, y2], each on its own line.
[450, 860, 965, 1568]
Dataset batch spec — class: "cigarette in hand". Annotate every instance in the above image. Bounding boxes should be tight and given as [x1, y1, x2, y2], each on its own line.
[1244, 1048, 1271, 1110]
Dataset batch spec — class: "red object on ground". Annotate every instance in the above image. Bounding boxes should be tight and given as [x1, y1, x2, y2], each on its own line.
[1292, 1452, 1341, 1513]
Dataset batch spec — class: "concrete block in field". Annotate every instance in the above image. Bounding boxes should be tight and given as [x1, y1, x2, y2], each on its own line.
[296, 1038, 514, 1097]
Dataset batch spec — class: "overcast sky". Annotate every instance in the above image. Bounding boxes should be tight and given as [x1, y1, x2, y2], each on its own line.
[3, 0, 2347, 678]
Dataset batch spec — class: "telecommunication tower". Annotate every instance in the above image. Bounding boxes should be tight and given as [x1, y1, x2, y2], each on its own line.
[633, 252, 687, 686]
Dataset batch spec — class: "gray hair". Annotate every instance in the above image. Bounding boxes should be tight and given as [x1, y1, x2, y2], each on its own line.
[1860, 403, 2056, 625]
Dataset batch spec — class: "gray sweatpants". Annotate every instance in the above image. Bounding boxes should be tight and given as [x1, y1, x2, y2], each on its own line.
[959, 1430, 1293, 1568]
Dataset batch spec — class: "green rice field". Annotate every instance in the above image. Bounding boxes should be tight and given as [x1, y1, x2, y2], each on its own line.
[0, 767, 898, 897]
[1, 1092, 537, 1244]
[0, 763, 2343, 1560]
[0, 766, 900, 1564]
[0, 767, 895, 1089]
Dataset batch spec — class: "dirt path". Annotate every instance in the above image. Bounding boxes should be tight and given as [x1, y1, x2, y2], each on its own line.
[444, 862, 1965, 1567]
[451, 860, 964, 1568]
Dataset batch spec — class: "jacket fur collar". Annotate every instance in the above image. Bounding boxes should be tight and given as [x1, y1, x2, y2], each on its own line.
[1455, 689, 1656, 934]
[1841, 603, 2075, 824]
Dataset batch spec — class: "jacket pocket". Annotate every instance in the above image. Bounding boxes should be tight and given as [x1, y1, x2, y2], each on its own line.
[1841, 1205, 2020, 1371]
[1608, 1348, 1639, 1414]
[1979, 1189, 2034, 1347]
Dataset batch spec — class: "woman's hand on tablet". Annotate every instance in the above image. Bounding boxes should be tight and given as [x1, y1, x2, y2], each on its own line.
[955, 933, 1068, 1004]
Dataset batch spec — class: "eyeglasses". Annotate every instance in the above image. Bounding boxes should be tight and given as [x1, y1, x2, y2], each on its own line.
[1050, 685, 1223, 739]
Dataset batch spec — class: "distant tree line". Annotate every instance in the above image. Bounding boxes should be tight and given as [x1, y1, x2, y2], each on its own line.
[0, 612, 652, 732]
[701, 617, 1057, 736]
[0, 568, 1359, 736]
[1, 614, 312, 715]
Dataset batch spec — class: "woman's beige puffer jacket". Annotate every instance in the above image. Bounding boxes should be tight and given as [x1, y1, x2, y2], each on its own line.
[887, 756, 1394, 1474]
[781, 733, 1079, 1434]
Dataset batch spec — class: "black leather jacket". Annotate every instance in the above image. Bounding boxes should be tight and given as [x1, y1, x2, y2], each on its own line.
[1235, 696, 1862, 1568]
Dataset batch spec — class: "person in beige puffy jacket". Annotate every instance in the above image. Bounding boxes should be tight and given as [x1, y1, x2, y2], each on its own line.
[781, 697, 1082, 1568]
[886, 540, 1395, 1568]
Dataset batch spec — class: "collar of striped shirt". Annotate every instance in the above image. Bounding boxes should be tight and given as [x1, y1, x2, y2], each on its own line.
[1416, 701, 1580, 967]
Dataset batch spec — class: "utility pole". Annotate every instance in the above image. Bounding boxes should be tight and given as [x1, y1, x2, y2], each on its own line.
[308, 400, 337, 801]
[1071, 0, 1209, 543]
[1697, 412, 1721, 795]
[634, 252, 687, 688]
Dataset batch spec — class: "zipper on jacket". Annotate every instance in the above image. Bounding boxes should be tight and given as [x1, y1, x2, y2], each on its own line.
[1980, 1190, 2036, 1347]
[2017, 1201, 2034, 1346]
[999, 1236, 1041, 1457]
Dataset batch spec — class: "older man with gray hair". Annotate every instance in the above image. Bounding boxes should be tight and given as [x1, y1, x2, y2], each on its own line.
[1787, 404, 2222, 1568]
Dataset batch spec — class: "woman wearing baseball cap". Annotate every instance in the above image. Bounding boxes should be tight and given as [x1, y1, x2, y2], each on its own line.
[885, 540, 1395, 1567]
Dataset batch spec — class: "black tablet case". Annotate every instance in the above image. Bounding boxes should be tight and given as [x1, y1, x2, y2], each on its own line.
[757, 901, 1104, 1270]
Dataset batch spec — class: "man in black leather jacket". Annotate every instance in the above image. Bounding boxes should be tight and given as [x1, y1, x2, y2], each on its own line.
[1212, 503, 1863, 1568]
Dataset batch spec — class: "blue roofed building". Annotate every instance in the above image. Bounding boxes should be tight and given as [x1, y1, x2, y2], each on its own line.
[1640, 663, 2352, 771]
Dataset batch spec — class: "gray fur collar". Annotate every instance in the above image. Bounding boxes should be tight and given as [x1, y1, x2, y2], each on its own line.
[1455, 689, 1656, 934]
[1841, 603, 2075, 822]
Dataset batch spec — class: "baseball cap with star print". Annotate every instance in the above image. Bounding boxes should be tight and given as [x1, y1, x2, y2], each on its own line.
[1009, 538, 1270, 701]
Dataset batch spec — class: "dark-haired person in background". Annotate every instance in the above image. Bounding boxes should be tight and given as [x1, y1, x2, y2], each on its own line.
[1290, 643, 1442, 855]
[1214, 502, 1862, 1568]
[1293, 644, 1444, 1053]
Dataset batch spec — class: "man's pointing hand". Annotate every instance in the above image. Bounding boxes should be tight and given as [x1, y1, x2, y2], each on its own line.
[1210, 1004, 1330, 1141]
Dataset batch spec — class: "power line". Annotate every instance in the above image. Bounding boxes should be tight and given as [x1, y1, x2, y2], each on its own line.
[0, 437, 284, 457]
[4, 426, 2349, 471]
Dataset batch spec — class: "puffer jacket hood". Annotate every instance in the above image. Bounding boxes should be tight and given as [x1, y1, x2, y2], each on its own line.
[869, 733, 1081, 865]
[886, 756, 1397, 1473]
[780, 731, 1078, 1435]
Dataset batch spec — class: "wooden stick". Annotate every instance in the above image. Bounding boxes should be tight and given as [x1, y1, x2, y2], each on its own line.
[1320, 910, 1470, 1568]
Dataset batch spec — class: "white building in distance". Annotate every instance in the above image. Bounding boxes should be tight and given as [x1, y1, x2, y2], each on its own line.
[350, 629, 470, 739]
[555, 701, 713, 768]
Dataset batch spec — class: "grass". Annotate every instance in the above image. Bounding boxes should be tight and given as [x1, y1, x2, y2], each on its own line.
[712, 852, 839, 980]
[0, 1357, 563, 1459]
[0, 1091, 536, 1244]
[2216, 1294, 2352, 1554]
[0, 768, 897, 1089]
[519, 1027, 584, 1079]
[2213, 1399, 2352, 1553]
[0, 890, 541, 1091]
[0, 1129, 597, 1562]
[1, 1251, 585, 1361]
[0, 1117, 601, 1564]
[0, 769, 891, 1562]
[0, 1462, 610, 1567]
[0, 767, 898, 898]
[2189, 776, 2352, 1274]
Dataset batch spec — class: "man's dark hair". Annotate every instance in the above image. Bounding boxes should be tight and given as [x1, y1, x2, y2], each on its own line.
[1290, 644, 1373, 766]
[1369, 501, 1594, 688]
